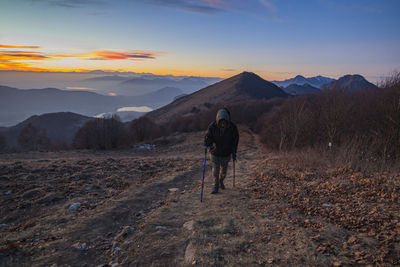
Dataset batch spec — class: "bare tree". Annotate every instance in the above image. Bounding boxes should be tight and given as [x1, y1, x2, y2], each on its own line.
[18, 123, 50, 150]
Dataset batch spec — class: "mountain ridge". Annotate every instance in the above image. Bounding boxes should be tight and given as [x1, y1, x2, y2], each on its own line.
[147, 71, 288, 123]
[322, 74, 378, 91]
[273, 75, 335, 88]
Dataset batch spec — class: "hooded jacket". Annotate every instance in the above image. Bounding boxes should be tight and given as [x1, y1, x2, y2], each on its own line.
[204, 109, 239, 157]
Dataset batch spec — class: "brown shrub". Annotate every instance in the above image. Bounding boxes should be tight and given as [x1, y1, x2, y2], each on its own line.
[259, 72, 400, 164]
[17, 123, 51, 151]
[72, 115, 126, 150]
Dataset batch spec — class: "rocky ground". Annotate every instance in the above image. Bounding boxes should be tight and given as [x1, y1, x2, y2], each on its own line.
[0, 127, 399, 266]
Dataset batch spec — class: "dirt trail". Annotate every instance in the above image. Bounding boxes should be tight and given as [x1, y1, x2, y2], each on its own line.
[1, 128, 397, 266]
[121, 127, 323, 266]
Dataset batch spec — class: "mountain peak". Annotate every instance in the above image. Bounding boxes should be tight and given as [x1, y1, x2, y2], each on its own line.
[236, 71, 259, 79]
[323, 74, 377, 91]
[147, 72, 287, 122]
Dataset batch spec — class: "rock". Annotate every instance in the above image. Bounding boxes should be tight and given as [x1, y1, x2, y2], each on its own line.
[69, 203, 81, 210]
[111, 264, 119, 267]
[114, 226, 134, 241]
[121, 257, 129, 264]
[72, 242, 88, 250]
[184, 242, 195, 264]
[136, 210, 145, 217]
[168, 188, 179, 192]
[5, 190, 11, 195]
[322, 203, 332, 208]
[0, 223, 7, 228]
[111, 241, 120, 254]
[112, 247, 121, 256]
[183, 220, 195, 231]
[155, 226, 168, 231]
[184, 185, 190, 190]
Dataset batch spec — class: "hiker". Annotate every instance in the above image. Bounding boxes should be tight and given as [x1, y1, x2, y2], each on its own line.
[204, 108, 239, 194]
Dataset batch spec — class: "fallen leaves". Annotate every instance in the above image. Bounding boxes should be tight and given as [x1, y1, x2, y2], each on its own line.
[247, 156, 400, 265]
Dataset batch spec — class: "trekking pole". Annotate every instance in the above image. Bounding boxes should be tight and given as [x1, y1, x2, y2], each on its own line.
[233, 158, 235, 188]
[200, 146, 207, 202]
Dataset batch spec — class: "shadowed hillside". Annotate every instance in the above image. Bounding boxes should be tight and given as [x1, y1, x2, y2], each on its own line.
[147, 72, 287, 123]
[1, 112, 91, 149]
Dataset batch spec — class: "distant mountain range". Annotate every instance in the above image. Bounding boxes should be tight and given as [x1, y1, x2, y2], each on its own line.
[0, 71, 381, 150]
[277, 74, 377, 95]
[0, 85, 184, 126]
[117, 76, 212, 96]
[78, 74, 221, 96]
[1, 112, 91, 148]
[0, 70, 222, 97]
[147, 72, 288, 123]
[273, 75, 335, 88]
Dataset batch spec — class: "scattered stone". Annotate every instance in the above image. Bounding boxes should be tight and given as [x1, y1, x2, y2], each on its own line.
[0, 223, 7, 228]
[112, 247, 121, 256]
[184, 242, 195, 264]
[72, 242, 88, 250]
[69, 202, 81, 210]
[111, 241, 120, 254]
[168, 188, 179, 192]
[114, 226, 134, 241]
[155, 226, 168, 231]
[322, 203, 332, 208]
[122, 257, 129, 264]
[183, 220, 195, 231]
[5, 190, 11, 195]
[136, 210, 145, 217]
[184, 185, 190, 190]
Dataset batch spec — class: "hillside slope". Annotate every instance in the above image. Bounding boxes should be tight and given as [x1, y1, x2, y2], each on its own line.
[2, 112, 91, 148]
[147, 72, 287, 123]
[322, 74, 378, 91]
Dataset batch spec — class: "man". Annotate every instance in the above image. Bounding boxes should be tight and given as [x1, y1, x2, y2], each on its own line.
[204, 108, 239, 194]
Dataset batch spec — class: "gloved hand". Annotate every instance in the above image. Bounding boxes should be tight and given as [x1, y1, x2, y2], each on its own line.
[204, 136, 213, 147]
[232, 152, 237, 161]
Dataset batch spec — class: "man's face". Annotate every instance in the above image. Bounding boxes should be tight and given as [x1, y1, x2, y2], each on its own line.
[219, 119, 229, 129]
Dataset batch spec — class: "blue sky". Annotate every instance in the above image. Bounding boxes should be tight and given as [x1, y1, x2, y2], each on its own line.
[0, 0, 399, 80]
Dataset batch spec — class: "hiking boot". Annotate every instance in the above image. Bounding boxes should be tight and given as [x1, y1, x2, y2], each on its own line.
[211, 187, 219, 194]
[220, 180, 225, 189]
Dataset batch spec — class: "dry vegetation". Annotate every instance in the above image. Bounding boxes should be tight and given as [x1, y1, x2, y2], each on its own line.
[248, 150, 400, 265]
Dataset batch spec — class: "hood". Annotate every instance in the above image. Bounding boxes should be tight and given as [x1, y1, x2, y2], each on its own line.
[216, 109, 230, 124]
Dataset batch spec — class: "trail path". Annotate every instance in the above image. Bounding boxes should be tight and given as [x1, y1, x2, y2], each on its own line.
[1, 127, 395, 266]
[123, 127, 327, 266]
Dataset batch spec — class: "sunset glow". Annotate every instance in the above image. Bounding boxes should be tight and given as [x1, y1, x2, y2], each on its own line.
[0, 0, 399, 80]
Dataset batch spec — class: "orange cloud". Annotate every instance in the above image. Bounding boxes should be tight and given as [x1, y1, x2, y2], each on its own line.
[0, 60, 48, 71]
[86, 50, 167, 60]
[0, 44, 40, 49]
[0, 53, 50, 61]
[0, 44, 166, 72]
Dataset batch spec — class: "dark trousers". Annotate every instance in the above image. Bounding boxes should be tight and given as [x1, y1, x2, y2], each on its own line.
[211, 154, 231, 189]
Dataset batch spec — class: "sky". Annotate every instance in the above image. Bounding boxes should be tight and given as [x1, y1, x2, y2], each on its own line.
[0, 0, 399, 80]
